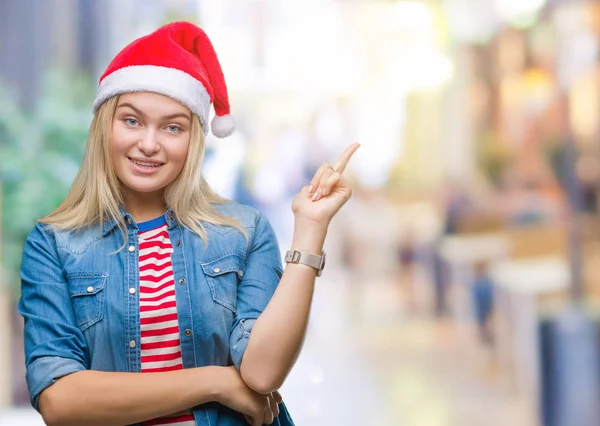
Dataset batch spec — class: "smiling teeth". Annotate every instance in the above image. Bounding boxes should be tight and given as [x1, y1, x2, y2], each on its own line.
[133, 160, 161, 168]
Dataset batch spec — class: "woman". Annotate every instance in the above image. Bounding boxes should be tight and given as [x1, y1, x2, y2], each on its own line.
[18, 21, 358, 426]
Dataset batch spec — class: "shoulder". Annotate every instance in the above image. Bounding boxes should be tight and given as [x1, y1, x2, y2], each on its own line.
[209, 201, 278, 247]
[27, 222, 103, 255]
[211, 201, 263, 230]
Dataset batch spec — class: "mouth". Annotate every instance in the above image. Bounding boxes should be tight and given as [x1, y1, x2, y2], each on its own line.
[127, 157, 165, 174]
[127, 157, 165, 169]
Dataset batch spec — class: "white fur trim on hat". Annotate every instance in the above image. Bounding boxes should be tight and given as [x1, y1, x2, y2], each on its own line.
[92, 65, 212, 134]
[211, 114, 235, 138]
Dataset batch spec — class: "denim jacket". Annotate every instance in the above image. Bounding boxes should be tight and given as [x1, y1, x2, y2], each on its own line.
[19, 202, 294, 426]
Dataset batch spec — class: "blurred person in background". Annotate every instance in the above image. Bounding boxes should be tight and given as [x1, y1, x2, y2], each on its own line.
[395, 226, 421, 315]
[470, 261, 495, 347]
[441, 181, 472, 236]
[430, 182, 473, 318]
[18, 22, 358, 426]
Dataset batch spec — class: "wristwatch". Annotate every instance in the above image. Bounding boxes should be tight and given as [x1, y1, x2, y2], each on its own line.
[284, 250, 326, 277]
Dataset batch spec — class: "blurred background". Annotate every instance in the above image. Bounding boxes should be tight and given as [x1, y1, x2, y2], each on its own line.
[3, 0, 600, 425]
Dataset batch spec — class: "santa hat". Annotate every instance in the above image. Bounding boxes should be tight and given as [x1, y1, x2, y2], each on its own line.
[92, 21, 235, 138]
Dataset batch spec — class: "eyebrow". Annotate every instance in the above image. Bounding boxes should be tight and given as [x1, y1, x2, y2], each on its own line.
[117, 102, 191, 121]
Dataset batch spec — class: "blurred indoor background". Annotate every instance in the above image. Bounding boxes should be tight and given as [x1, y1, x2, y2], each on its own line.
[3, 0, 600, 425]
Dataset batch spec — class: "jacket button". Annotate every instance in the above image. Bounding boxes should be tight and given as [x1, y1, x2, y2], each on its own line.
[169, 214, 175, 221]
[129, 288, 136, 295]
[127, 217, 132, 224]
[213, 268, 221, 273]
[128, 245, 135, 253]
[176, 240, 181, 247]
[129, 340, 136, 348]
[87, 286, 94, 293]
[184, 329, 192, 337]
[179, 278, 186, 285]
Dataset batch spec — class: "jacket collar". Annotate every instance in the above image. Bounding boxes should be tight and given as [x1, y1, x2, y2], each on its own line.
[101, 206, 177, 236]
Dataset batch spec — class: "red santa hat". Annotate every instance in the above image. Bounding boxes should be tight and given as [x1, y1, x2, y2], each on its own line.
[92, 21, 235, 138]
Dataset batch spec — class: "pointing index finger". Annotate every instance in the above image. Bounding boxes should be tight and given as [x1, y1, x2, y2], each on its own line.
[333, 143, 360, 173]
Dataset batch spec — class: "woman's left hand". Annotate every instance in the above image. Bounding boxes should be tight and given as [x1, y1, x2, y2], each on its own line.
[292, 143, 360, 227]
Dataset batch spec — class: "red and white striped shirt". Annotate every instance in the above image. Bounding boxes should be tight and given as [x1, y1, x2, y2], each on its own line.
[138, 216, 195, 426]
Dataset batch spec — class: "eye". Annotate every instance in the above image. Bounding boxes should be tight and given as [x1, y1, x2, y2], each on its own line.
[125, 118, 139, 127]
[167, 125, 182, 133]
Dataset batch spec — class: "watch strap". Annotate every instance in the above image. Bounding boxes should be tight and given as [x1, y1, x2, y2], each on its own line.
[284, 250, 326, 277]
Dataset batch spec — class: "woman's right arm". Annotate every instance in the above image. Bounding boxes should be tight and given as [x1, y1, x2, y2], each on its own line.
[39, 366, 270, 426]
[40, 367, 219, 426]
[19, 224, 270, 426]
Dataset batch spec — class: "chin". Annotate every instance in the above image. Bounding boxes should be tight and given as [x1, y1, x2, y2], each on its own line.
[122, 179, 167, 195]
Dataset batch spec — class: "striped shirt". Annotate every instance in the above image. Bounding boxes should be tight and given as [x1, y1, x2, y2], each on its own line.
[138, 216, 195, 426]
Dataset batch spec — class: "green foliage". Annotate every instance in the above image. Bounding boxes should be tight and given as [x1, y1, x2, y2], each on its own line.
[0, 70, 95, 296]
[477, 130, 510, 187]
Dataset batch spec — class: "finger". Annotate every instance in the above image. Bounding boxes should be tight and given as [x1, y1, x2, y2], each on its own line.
[263, 405, 275, 425]
[273, 391, 283, 404]
[309, 163, 333, 194]
[268, 393, 280, 417]
[314, 167, 336, 200]
[334, 175, 352, 197]
[322, 171, 342, 197]
[332, 143, 360, 174]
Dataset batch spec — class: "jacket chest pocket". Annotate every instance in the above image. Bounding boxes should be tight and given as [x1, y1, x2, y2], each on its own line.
[68, 274, 107, 332]
[201, 255, 245, 313]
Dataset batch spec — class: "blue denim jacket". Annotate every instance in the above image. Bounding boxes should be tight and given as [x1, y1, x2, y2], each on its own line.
[19, 202, 294, 426]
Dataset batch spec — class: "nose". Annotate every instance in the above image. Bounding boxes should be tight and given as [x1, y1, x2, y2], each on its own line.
[137, 129, 160, 155]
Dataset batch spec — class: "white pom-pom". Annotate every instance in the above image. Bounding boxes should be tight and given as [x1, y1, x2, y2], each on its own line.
[211, 114, 235, 138]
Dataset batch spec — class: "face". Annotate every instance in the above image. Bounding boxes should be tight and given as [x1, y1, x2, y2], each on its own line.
[110, 92, 192, 201]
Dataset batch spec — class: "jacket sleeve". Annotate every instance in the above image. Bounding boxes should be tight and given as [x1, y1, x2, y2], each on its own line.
[229, 212, 283, 370]
[18, 223, 88, 412]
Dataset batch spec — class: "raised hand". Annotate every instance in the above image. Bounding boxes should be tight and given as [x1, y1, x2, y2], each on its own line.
[292, 143, 360, 227]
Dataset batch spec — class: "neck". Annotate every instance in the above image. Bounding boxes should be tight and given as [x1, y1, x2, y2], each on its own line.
[123, 190, 167, 223]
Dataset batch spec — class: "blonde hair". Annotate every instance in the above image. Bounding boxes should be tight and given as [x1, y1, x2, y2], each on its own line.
[40, 95, 246, 243]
